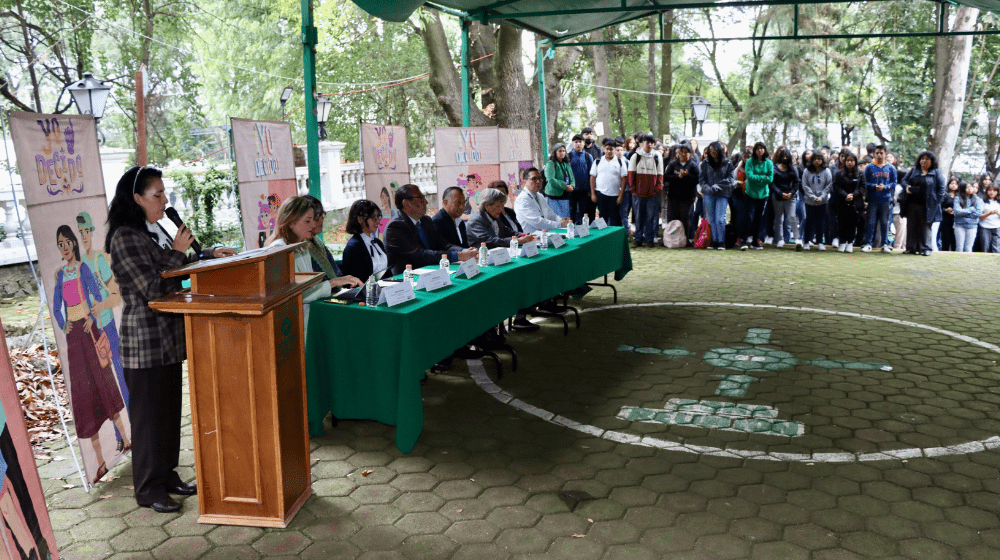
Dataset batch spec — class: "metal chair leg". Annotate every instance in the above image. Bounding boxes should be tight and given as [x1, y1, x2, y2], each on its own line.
[585, 274, 618, 303]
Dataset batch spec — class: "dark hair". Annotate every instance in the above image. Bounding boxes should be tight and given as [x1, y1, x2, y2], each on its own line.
[866, 143, 876, 155]
[977, 174, 993, 190]
[486, 180, 508, 193]
[105, 165, 164, 253]
[752, 142, 769, 162]
[526, 167, 540, 177]
[706, 141, 726, 169]
[730, 152, 743, 167]
[874, 144, 887, 153]
[958, 181, 976, 206]
[302, 194, 326, 218]
[56, 224, 81, 262]
[601, 137, 615, 147]
[345, 199, 381, 235]
[808, 152, 827, 172]
[571, 134, 584, 142]
[947, 176, 961, 190]
[772, 147, 792, 167]
[640, 133, 656, 145]
[394, 184, 422, 210]
[841, 153, 859, 176]
[985, 183, 1000, 200]
[442, 186, 463, 202]
[914, 150, 938, 171]
[800, 150, 813, 168]
[549, 143, 568, 162]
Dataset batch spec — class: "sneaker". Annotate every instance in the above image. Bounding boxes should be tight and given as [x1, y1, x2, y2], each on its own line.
[765, 236, 774, 245]
[861, 245, 872, 252]
[740, 244, 749, 251]
[846, 244, 854, 253]
[776, 240, 785, 248]
[839, 243, 847, 252]
[735, 238, 744, 247]
[795, 242, 803, 252]
[717, 243, 726, 251]
[832, 237, 839, 247]
[803, 242, 812, 250]
[882, 246, 893, 253]
[817, 243, 826, 251]
[752, 242, 764, 250]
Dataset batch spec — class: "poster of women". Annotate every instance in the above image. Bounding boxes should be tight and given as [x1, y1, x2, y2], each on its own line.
[434, 127, 501, 215]
[9, 112, 131, 485]
[231, 118, 298, 249]
[0, 320, 60, 558]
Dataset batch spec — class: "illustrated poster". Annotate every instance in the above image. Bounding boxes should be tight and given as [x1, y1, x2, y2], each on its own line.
[434, 127, 500, 215]
[360, 123, 411, 240]
[231, 118, 298, 249]
[0, 320, 61, 559]
[499, 129, 532, 208]
[9, 112, 131, 485]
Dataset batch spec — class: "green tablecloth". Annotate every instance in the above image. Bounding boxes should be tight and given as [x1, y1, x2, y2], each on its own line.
[305, 226, 631, 452]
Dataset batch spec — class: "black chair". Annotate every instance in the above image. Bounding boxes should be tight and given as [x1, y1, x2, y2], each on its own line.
[437, 324, 517, 380]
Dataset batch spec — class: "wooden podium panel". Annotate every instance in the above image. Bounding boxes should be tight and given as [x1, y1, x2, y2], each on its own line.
[151, 242, 321, 527]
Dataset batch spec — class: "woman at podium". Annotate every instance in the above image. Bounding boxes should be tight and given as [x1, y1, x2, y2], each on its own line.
[105, 166, 236, 514]
[266, 197, 363, 335]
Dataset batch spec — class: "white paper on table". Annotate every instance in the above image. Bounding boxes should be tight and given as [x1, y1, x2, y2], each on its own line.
[488, 247, 512, 265]
[548, 233, 566, 248]
[414, 268, 452, 291]
[592, 217, 608, 229]
[576, 224, 591, 237]
[376, 280, 417, 307]
[456, 259, 481, 279]
[414, 266, 456, 275]
[520, 241, 539, 258]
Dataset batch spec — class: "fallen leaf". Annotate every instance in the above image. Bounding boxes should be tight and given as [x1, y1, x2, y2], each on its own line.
[361, 470, 373, 477]
[456, 509, 463, 513]
[124, 485, 134, 490]
[572, 534, 585, 538]
[100, 494, 114, 499]
[62, 485, 74, 489]
[587, 519, 594, 523]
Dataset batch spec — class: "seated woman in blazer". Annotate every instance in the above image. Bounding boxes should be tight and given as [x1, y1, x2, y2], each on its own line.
[467, 188, 535, 248]
[489, 180, 524, 235]
[340, 199, 388, 281]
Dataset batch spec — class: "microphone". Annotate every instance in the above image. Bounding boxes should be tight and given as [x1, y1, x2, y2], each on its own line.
[164, 207, 203, 255]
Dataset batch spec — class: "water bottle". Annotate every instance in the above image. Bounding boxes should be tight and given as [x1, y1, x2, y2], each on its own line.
[365, 275, 377, 307]
[478, 243, 488, 266]
[566, 222, 575, 239]
[582, 215, 590, 230]
[439, 254, 450, 271]
[510, 237, 519, 259]
[540, 230, 548, 250]
[403, 264, 413, 286]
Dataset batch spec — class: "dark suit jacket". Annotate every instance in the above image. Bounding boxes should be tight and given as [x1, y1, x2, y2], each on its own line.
[431, 208, 468, 248]
[340, 233, 385, 281]
[501, 207, 523, 234]
[467, 209, 518, 249]
[385, 213, 462, 275]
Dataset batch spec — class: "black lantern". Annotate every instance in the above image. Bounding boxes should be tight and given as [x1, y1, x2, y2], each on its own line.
[690, 97, 711, 137]
[315, 94, 333, 140]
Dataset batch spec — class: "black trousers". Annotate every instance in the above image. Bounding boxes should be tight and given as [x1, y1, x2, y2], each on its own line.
[905, 203, 930, 254]
[125, 363, 184, 505]
[570, 190, 597, 225]
[748, 197, 768, 244]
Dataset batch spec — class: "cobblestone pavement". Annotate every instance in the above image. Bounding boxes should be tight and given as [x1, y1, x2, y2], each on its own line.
[40, 247, 1000, 559]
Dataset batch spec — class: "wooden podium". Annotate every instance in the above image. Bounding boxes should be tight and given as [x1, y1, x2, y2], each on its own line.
[149, 243, 323, 527]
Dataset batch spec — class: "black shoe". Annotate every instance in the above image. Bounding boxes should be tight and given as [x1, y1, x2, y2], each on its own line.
[167, 481, 197, 496]
[511, 318, 540, 332]
[142, 497, 181, 513]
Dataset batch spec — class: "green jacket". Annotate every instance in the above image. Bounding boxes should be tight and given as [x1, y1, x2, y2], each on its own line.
[544, 159, 574, 198]
[744, 158, 773, 200]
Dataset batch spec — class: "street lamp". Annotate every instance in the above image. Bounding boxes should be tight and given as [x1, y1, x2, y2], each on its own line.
[315, 94, 332, 140]
[67, 72, 112, 142]
[279, 86, 293, 118]
[690, 96, 711, 137]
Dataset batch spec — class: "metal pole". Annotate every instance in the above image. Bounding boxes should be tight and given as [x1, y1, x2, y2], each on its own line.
[794, 4, 799, 37]
[461, 18, 471, 127]
[538, 39, 550, 160]
[301, 0, 321, 199]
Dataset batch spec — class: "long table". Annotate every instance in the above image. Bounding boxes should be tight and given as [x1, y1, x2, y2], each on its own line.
[305, 226, 632, 453]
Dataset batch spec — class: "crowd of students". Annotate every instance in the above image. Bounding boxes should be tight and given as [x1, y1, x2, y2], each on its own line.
[542, 129, 1000, 254]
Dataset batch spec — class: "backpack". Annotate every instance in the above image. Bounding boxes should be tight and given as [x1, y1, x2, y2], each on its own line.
[693, 219, 712, 249]
[662, 220, 687, 248]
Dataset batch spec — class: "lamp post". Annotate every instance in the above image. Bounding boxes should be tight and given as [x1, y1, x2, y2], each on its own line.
[315, 94, 332, 141]
[67, 72, 112, 142]
[690, 96, 711, 137]
[279, 86, 293, 118]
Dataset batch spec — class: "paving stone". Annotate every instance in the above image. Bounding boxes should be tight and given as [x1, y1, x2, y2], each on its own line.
[486, 506, 542, 528]
[207, 525, 264, 546]
[840, 531, 899, 557]
[394, 491, 446, 513]
[495, 527, 549, 553]
[866, 515, 921, 540]
[899, 538, 959, 560]
[109, 527, 169, 552]
[750, 541, 809, 560]
[70, 516, 127, 541]
[251, 532, 311, 555]
[350, 525, 408, 551]
[302, 516, 361, 541]
[298, 539, 362, 560]
[150, 535, 210, 560]
[640, 526, 698, 552]
[396, 512, 451, 535]
[397, 534, 458, 560]
[545, 535, 605, 559]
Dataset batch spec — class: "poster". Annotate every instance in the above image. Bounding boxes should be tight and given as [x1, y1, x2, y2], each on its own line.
[361, 123, 411, 240]
[365, 173, 410, 240]
[231, 118, 298, 249]
[434, 127, 500, 215]
[499, 129, 533, 208]
[9, 112, 130, 485]
[0, 320, 61, 559]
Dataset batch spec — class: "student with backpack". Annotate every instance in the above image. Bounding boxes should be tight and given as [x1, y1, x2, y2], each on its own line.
[569, 134, 597, 225]
[627, 133, 664, 247]
[590, 137, 628, 227]
[664, 141, 699, 243]
[698, 141, 736, 250]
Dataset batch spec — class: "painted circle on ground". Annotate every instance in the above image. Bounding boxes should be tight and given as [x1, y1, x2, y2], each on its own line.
[468, 302, 1000, 463]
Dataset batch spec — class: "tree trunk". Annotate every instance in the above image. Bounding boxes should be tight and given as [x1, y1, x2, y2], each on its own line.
[14, 0, 42, 111]
[591, 29, 611, 142]
[541, 42, 583, 151]
[494, 26, 539, 161]
[415, 10, 491, 127]
[657, 11, 674, 140]
[468, 22, 496, 112]
[930, 4, 949, 130]
[986, 99, 1000, 177]
[647, 16, 658, 137]
[614, 90, 626, 137]
[930, 6, 979, 179]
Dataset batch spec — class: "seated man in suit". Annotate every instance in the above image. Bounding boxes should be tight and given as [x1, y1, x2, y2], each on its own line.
[514, 167, 572, 233]
[385, 184, 477, 276]
[432, 187, 470, 248]
[468, 188, 536, 248]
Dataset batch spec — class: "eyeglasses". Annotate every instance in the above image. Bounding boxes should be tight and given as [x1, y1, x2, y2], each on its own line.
[406, 196, 427, 203]
[131, 166, 147, 194]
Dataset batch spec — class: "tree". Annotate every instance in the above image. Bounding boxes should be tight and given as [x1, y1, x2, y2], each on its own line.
[591, 29, 611, 141]
[657, 11, 675, 139]
[930, 6, 980, 178]
[646, 16, 657, 136]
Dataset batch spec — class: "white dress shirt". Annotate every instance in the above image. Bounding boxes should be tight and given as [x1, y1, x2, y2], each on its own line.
[146, 221, 172, 250]
[514, 190, 562, 232]
[361, 233, 388, 276]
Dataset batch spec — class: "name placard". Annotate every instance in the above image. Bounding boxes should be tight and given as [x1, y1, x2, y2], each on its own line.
[576, 224, 591, 238]
[488, 247, 512, 265]
[415, 268, 452, 291]
[592, 217, 608, 229]
[456, 259, 481, 279]
[520, 241, 539, 258]
[548, 233, 566, 248]
[376, 280, 417, 307]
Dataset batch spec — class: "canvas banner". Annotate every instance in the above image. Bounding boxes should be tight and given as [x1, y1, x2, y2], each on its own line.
[0, 320, 61, 559]
[9, 111, 131, 485]
[360, 123, 411, 241]
[231, 118, 298, 249]
[434, 127, 500, 215]
[498, 129, 533, 207]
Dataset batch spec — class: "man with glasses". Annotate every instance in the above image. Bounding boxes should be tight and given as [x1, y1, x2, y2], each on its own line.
[514, 168, 572, 233]
[385, 184, 477, 275]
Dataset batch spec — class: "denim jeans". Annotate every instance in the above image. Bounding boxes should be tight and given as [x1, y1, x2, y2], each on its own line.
[864, 197, 893, 247]
[595, 192, 622, 227]
[632, 195, 661, 243]
[803, 204, 828, 244]
[955, 226, 978, 252]
[619, 190, 632, 228]
[772, 197, 800, 242]
[703, 193, 729, 244]
[547, 197, 570, 219]
[729, 196, 751, 242]
[978, 226, 1000, 253]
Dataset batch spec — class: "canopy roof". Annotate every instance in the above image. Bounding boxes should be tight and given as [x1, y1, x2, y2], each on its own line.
[353, 0, 1000, 42]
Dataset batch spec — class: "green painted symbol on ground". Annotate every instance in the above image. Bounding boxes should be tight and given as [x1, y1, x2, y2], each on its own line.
[619, 398, 804, 437]
[617, 344, 695, 358]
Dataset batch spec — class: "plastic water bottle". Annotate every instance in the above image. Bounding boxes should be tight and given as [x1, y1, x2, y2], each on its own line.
[566, 222, 575, 239]
[478, 243, 488, 266]
[582, 215, 590, 230]
[540, 230, 548, 250]
[403, 264, 413, 286]
[510, 237, 519, 259]
[365, 275, 377, 307]
[439, 254, 450, 271]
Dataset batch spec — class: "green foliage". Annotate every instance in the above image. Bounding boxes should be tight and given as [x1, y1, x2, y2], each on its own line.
[168, 169, 243, 249]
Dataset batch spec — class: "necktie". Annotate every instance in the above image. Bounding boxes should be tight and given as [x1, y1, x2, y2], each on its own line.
[369, 241, 375, 257]
[459, 221, 467, 246]
[415, 221, 429, 248]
